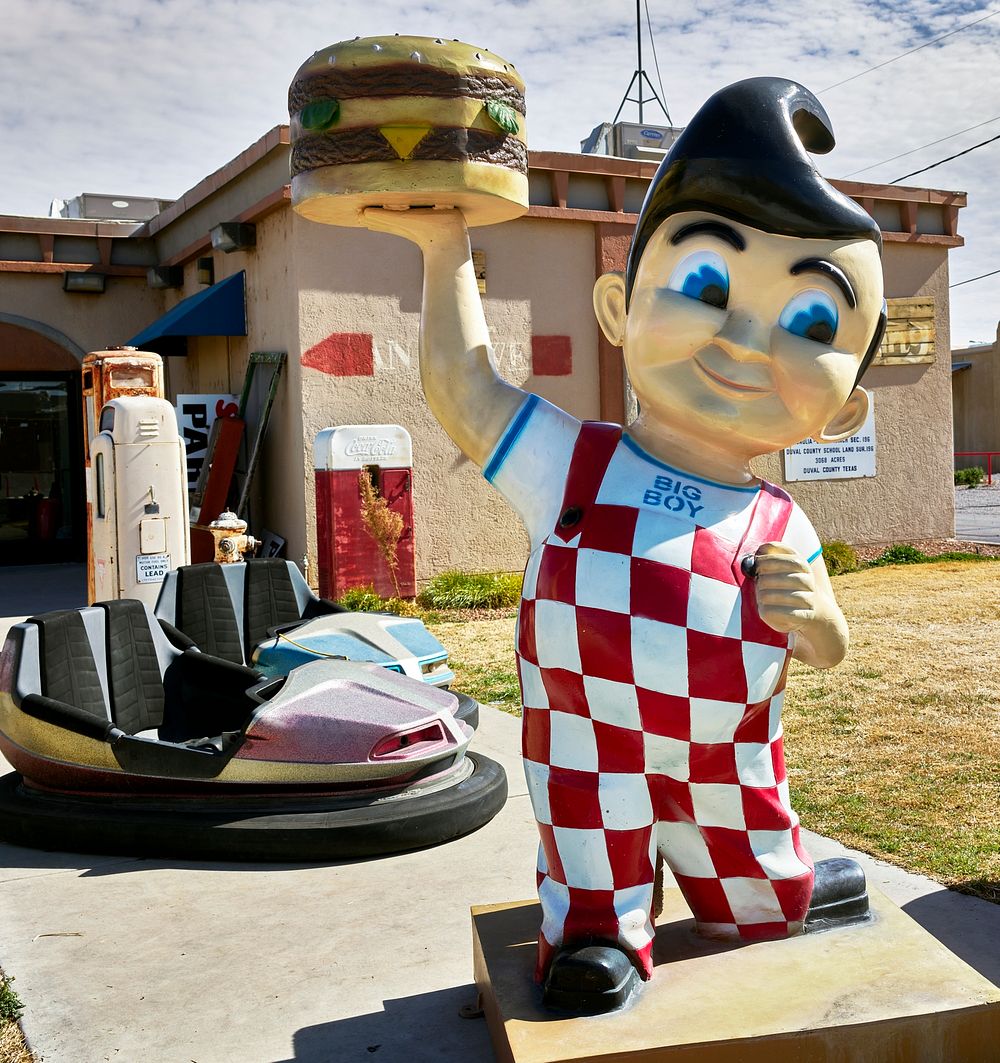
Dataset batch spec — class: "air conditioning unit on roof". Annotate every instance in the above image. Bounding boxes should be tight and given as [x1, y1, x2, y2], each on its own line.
[581, 120, 683, 162]
[48, 194, 174, 222]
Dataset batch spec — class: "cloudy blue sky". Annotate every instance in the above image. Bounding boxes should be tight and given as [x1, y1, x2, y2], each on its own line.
[2, 0, 998, 345]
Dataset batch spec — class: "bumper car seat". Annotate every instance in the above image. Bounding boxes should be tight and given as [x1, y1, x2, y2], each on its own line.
[154, 558, 344, 667]
[11, 599, 264, 779]
[155, 559, 458, 696]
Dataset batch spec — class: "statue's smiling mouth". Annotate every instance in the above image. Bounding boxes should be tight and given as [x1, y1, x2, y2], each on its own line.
[693, 354, 773, 395]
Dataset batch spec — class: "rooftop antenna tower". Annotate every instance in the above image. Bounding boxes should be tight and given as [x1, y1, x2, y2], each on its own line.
[613, 0, 672, 125]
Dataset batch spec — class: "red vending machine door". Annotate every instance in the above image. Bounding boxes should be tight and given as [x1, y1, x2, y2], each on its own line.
[313, 425, 417, 600]
[316, 468, 415, 600]
[379, 468, 415, 598]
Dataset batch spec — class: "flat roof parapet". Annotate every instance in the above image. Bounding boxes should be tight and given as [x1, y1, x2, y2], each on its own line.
[528, 150, 966, 245]
[0, 127, 967, 275]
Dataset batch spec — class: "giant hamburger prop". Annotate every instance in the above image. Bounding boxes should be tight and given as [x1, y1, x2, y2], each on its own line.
[288, 35, 528, 227]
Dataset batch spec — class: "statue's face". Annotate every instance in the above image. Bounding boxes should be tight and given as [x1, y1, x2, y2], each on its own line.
[623, 210, 884, 456]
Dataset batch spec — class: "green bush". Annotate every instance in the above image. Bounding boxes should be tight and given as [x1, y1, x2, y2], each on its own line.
[337, 585, 384, 612]
[335, 585, 419, 616]
[869, 543, 928, 567]
[954, 466, 985, 488]
[418, 570, 522, 610]
[0, 976, 23, 1022]
[822, 540, 859, 576]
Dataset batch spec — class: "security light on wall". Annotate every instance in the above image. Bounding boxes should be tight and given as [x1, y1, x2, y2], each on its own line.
[147, 265, 183, 289]
[63, 272, 106, 293]
[196, 257, 215, 285]
[210, 222, 256, 253]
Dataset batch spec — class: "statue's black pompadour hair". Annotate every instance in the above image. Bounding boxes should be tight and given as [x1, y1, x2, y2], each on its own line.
[625, 77, 883, 299]
[624, 77, 885, 381]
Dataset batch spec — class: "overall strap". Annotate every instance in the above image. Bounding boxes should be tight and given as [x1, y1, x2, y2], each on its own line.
[552, 421, 623, 543]
[731, 481, 796, 584]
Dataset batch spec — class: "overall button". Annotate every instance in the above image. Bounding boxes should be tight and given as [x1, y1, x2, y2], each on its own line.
[559, 506, 583, 529]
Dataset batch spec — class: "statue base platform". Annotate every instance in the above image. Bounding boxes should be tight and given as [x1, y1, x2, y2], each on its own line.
[471, 885, 1000, 1062]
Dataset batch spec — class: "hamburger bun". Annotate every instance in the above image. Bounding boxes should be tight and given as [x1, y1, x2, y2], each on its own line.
[288, 36, 528, 227]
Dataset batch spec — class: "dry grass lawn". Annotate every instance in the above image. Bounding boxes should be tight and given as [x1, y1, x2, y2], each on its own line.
[428, 561, 1000, 901]
[785, 561, 1000, 901]
[0, 1019, 33, 1063]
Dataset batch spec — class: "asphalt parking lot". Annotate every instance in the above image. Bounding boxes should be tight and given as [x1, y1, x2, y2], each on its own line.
[954, 480, 1000, 544]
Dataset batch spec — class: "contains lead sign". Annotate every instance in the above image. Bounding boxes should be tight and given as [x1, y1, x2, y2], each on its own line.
[135, 553, 170, 584]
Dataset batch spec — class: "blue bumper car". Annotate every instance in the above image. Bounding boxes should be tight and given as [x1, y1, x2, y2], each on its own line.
[154, 559, 455, 689]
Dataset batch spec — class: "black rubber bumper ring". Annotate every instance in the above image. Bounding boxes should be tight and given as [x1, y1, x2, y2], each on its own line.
[0, 752, 507, 863]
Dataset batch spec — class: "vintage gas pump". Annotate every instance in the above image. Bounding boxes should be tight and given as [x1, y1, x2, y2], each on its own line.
[82, 347, 164, 602]
[314, 425, 416, 599]
[89, 396, 190, 606]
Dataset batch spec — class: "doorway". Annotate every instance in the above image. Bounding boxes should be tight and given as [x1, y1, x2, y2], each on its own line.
[0, 373, 85, 565]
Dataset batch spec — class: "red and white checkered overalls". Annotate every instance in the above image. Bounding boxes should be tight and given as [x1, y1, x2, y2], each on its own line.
[516, 422, 815, 982]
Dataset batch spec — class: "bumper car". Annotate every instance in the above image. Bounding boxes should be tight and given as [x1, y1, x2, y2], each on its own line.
[154, 558, 455, 688]
[0, 600, 505, 861]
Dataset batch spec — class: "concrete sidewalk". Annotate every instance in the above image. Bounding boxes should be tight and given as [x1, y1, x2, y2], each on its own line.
[1, 699, 998, 1063]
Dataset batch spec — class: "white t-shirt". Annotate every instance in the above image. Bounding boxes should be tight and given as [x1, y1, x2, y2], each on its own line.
[483, 394, 822, 563]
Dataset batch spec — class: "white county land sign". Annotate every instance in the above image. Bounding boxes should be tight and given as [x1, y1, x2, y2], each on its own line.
[784, 399, 876, 481]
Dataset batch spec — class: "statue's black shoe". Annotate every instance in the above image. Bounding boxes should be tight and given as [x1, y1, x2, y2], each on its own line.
[542, 941, 640, 1014]
[805, 857, 871, 932]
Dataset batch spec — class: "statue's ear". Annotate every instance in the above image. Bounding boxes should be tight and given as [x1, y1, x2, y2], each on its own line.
[593, 272, 627, 347]
[816, 386, 870, 443]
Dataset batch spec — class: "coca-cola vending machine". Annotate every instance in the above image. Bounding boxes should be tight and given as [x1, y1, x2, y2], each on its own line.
[313, 424, 416, 599]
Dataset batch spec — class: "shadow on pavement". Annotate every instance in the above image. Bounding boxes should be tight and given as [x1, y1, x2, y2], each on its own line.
[0, 836, 393, 878]
[277, 985, 493, 1063]
[903, 887, 1000, 987]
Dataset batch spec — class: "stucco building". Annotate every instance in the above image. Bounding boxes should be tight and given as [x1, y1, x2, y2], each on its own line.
[952, 325, 1000, 475]
[0, 126, 967, 580]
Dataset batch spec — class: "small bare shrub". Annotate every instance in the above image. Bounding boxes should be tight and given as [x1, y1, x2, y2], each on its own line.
[358, 469, 404, 597]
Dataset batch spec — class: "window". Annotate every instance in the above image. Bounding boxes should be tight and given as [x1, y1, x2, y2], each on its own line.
[109, 366, 154, 389]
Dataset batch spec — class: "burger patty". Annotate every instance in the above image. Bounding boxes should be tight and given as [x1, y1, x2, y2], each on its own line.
[289, 64, 526, 117]
[291, 127, 528, 175]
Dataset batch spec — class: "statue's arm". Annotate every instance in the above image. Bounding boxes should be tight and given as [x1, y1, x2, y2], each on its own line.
[363, 207, 526, 467]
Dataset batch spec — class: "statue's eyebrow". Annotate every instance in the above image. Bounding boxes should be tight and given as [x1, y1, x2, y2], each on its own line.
[670, 221, 746, 252]
[790, 258, 857, 308]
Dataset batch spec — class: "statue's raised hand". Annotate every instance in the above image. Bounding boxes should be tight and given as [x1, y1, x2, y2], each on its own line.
[362, 206, 469, 252]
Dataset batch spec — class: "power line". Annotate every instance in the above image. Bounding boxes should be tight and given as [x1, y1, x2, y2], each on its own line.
[951, 267, 1000, 289]
[891, 130, 1000, 183]
[845, 114, 1000, 177]
[643, 0, 673, 126]
[819, 8, 998, 93]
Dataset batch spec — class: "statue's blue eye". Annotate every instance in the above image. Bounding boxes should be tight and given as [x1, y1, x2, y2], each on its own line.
[779, 289, 839, 344]
[666, 250, 729, 309]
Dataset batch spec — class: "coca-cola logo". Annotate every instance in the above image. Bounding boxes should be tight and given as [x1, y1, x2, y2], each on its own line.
[345, 435, 397, 460]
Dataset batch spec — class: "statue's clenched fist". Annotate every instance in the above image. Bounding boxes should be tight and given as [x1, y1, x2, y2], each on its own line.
[752, 542, 819, 634]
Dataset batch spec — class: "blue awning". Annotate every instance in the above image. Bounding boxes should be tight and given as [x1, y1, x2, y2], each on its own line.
[128, 271, 246, 349]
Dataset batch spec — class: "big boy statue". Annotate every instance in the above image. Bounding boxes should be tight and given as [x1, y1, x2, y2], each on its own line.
[365, 78, 886, 1014]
